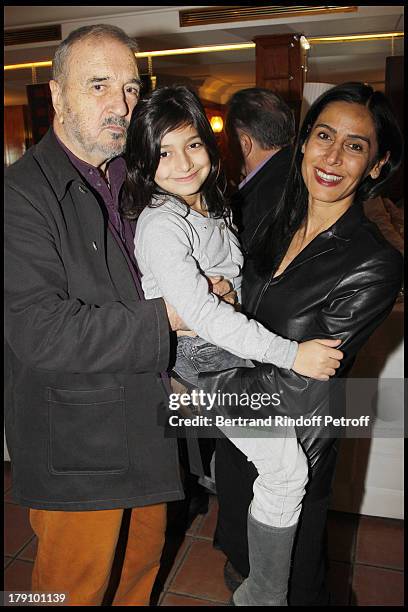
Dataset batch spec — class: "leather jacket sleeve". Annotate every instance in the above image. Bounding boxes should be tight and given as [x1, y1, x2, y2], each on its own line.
[198, 248, 402, 422]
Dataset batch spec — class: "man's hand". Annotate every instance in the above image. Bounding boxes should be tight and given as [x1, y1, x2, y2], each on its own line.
[165, 300, 190, 332]
[208, 275, 237, 306]
[292, 338, 343, 381]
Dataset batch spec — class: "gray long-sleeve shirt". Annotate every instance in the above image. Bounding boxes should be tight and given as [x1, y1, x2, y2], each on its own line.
[134, 197, 298, 369]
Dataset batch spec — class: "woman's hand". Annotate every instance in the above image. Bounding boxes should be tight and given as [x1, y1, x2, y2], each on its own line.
[292, 338, 343, 381]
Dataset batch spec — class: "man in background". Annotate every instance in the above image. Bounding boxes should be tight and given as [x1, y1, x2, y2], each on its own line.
[225, 87, 295, 253]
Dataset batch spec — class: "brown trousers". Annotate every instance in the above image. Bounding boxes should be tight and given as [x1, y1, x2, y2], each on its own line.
[29, 504, 166, 606]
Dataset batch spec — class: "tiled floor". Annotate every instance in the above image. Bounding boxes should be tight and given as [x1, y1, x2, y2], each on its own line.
[4, 462, 404, 606]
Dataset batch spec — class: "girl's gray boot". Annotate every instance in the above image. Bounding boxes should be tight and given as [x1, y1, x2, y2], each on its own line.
[232, 512, 297, 606]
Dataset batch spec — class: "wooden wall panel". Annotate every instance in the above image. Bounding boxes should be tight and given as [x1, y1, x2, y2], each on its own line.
[26, 83, 54, 144]
[254, 33, 305, 127]
[4, 105, 31, 167]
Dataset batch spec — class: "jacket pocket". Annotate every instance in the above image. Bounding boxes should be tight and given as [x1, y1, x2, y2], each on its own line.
[47, 387, 129, 475]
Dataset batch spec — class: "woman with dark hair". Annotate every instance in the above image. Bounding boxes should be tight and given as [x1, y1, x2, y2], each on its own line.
[199, 82, 403, 605]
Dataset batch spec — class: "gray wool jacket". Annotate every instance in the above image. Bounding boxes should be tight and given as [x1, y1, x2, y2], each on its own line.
[135, 197, 298, 369]
[4, 130, 184, 510]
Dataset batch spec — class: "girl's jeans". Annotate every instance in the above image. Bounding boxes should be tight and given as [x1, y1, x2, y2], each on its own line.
[174, 336, 308, 527]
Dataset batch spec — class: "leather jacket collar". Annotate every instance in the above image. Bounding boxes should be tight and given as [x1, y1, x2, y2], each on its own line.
[330, 200, 365, 239]
[247, 201, 366, 315]
[276, 201, 365, 277]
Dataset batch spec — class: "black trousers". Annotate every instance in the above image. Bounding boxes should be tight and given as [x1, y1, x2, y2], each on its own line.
[214, 437, 339, 606]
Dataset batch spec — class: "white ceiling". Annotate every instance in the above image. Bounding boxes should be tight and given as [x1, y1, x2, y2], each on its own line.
[4, 6, 170, 27]
[4, 5, 404, 105]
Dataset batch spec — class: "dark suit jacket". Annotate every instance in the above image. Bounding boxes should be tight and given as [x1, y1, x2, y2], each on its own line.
[232, 146, 293, 254]
[4, 129, 183, 510]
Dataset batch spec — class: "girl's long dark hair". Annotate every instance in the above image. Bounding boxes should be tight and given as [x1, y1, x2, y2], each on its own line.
[251, 82, 403, 277]
[122, 85, 228, 219]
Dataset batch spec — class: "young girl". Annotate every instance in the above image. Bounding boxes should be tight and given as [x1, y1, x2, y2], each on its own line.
[123, 86, 343, 604]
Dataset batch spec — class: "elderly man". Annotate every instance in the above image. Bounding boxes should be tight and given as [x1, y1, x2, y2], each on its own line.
[225, 88, 295, 253]
[4, 24, 229, 606]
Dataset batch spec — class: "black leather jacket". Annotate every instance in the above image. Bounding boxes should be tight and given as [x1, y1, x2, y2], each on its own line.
[200, 202, 402, 468]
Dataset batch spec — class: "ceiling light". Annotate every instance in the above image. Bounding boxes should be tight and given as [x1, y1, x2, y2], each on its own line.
[210, 116, 224, 133]
[4, 60, 52, 71]
[308, 32, 404, 44]
[135, 43, 255, 58]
